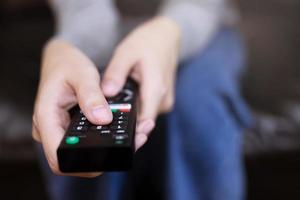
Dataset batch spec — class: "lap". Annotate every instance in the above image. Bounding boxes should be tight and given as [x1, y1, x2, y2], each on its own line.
[164, 27, 251, 200]
[174, 27, 251, 136]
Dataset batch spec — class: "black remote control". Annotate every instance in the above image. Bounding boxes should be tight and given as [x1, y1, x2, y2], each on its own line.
[57, 79, 138, 172]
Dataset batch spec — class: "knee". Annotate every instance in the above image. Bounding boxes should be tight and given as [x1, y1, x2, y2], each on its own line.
[170, 76, 243, 164]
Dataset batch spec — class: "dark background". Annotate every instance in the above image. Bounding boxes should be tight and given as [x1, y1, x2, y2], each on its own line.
[0, 0, 300, 199]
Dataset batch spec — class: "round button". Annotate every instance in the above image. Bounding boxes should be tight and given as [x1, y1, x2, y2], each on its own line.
[66, 136, 79, 145]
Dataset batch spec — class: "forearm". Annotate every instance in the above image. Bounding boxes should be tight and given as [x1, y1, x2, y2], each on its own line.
[49, 0, 120, 66]
[160, 0, 226, 61]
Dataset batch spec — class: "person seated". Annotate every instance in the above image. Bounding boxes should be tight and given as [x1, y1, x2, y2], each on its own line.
[32, 0, 252, 199]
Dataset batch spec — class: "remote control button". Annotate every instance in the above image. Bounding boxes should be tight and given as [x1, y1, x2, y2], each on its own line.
[114, 135, 127, 140]
[72, 126, 88, 131]
[114, 111, 128, 116]
[123, 89, 133, 102]
[120, 109, 130, 112]
[117, 116, 128, 120]
[111, 109, 118, 113]
[117, 121, 128, 125]
[66, 136, 79, 145]
[100, 130, 111, 134]
[116, 130, 125, 134]
[78, 121, 86, 125]
[90, 125, 108, 131]
[80, 117, 87, 121]
[118, 125, 123, 129]
[108, 99, 114, 104]
[112, 120, 128, 126]
[109, 104, 131, 112]
[115, 140, 124, 145]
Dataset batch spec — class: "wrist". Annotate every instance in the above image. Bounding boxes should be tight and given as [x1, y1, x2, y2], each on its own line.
[41, 38, 95, 76]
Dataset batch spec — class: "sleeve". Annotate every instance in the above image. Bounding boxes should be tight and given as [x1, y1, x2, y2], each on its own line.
[160, 0, 227, 61]
[49, 0, 120, 66]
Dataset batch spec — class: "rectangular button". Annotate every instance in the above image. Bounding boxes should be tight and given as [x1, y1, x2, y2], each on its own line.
[90, 125, 108, 131]
[114, 135, 127, 140]
[71, 126, 88, 131]
[116, 130, 125, 134]
[100, 130, 111, 134]
[109, 104, 131, 111]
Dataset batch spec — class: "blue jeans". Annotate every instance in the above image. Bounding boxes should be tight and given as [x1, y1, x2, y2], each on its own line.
[39, 27, 252, 200]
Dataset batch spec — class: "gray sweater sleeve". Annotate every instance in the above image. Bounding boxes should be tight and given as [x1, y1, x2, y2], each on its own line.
[50, 0, 226, 64]
[50, 0, 120, 66]
[160, 0, 226, 60]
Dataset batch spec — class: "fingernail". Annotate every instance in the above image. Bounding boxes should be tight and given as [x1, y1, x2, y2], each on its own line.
[102, 80, 118, 95]
[92, 106, 111, 121]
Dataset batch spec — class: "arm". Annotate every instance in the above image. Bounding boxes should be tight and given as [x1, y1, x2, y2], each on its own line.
[50, 0, 120, 66]
[101, 0, 227, 149]
[160, 0, 226, 60]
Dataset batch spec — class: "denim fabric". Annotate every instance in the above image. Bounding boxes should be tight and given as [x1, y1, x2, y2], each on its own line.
[39, 27, 252, 200]
[166, 27, 251, 200]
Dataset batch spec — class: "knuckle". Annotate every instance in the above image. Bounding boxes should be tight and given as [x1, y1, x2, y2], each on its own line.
[162, 95, 175, 113]
[166, 98, 175, 111]
[32, 134, 41, 143]
[31, 129, 40, 142]
[167, 95, 175, 108]
[158, 85, 168, 97]
[76, 77, 98, 91]
[32, 113, 42, 142]
[81, 96, 102, 110]
[32, 114, 37, 125]
[104, 73, 121, 84]
[34, 106, 46, 120]
[77, 87, 101, 105]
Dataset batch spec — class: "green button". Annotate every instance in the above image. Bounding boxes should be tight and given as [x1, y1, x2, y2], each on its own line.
[66, 136, 79, 145]
[111, 109, 118, 113]
[115, 140, 124, 145]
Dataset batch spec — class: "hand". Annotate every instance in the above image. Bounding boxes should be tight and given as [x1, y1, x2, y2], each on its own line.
[32, 16, 181, 177]
[102, 16, 181, 149]
[32, 39, 113, 177]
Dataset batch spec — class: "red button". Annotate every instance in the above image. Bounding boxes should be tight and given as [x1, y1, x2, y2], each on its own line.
[120, 109, 130, 112]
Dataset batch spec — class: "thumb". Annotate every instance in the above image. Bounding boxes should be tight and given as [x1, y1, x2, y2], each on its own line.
[102, 48, 137, 97]
[71, 71, 112, 125]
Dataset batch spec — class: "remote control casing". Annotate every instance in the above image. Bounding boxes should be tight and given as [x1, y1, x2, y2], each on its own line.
[57, 79, 138, 172]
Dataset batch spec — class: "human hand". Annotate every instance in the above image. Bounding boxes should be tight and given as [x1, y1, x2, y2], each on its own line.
[32, 16, 181, 177]
[32, 39, 113, 177]
[102, 16, 181, 149]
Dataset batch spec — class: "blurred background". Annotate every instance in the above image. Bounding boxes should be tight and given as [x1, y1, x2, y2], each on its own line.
[0, 0, 300, 199]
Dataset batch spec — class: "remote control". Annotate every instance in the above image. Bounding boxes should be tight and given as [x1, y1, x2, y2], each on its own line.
[57, 79, 138, 172]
